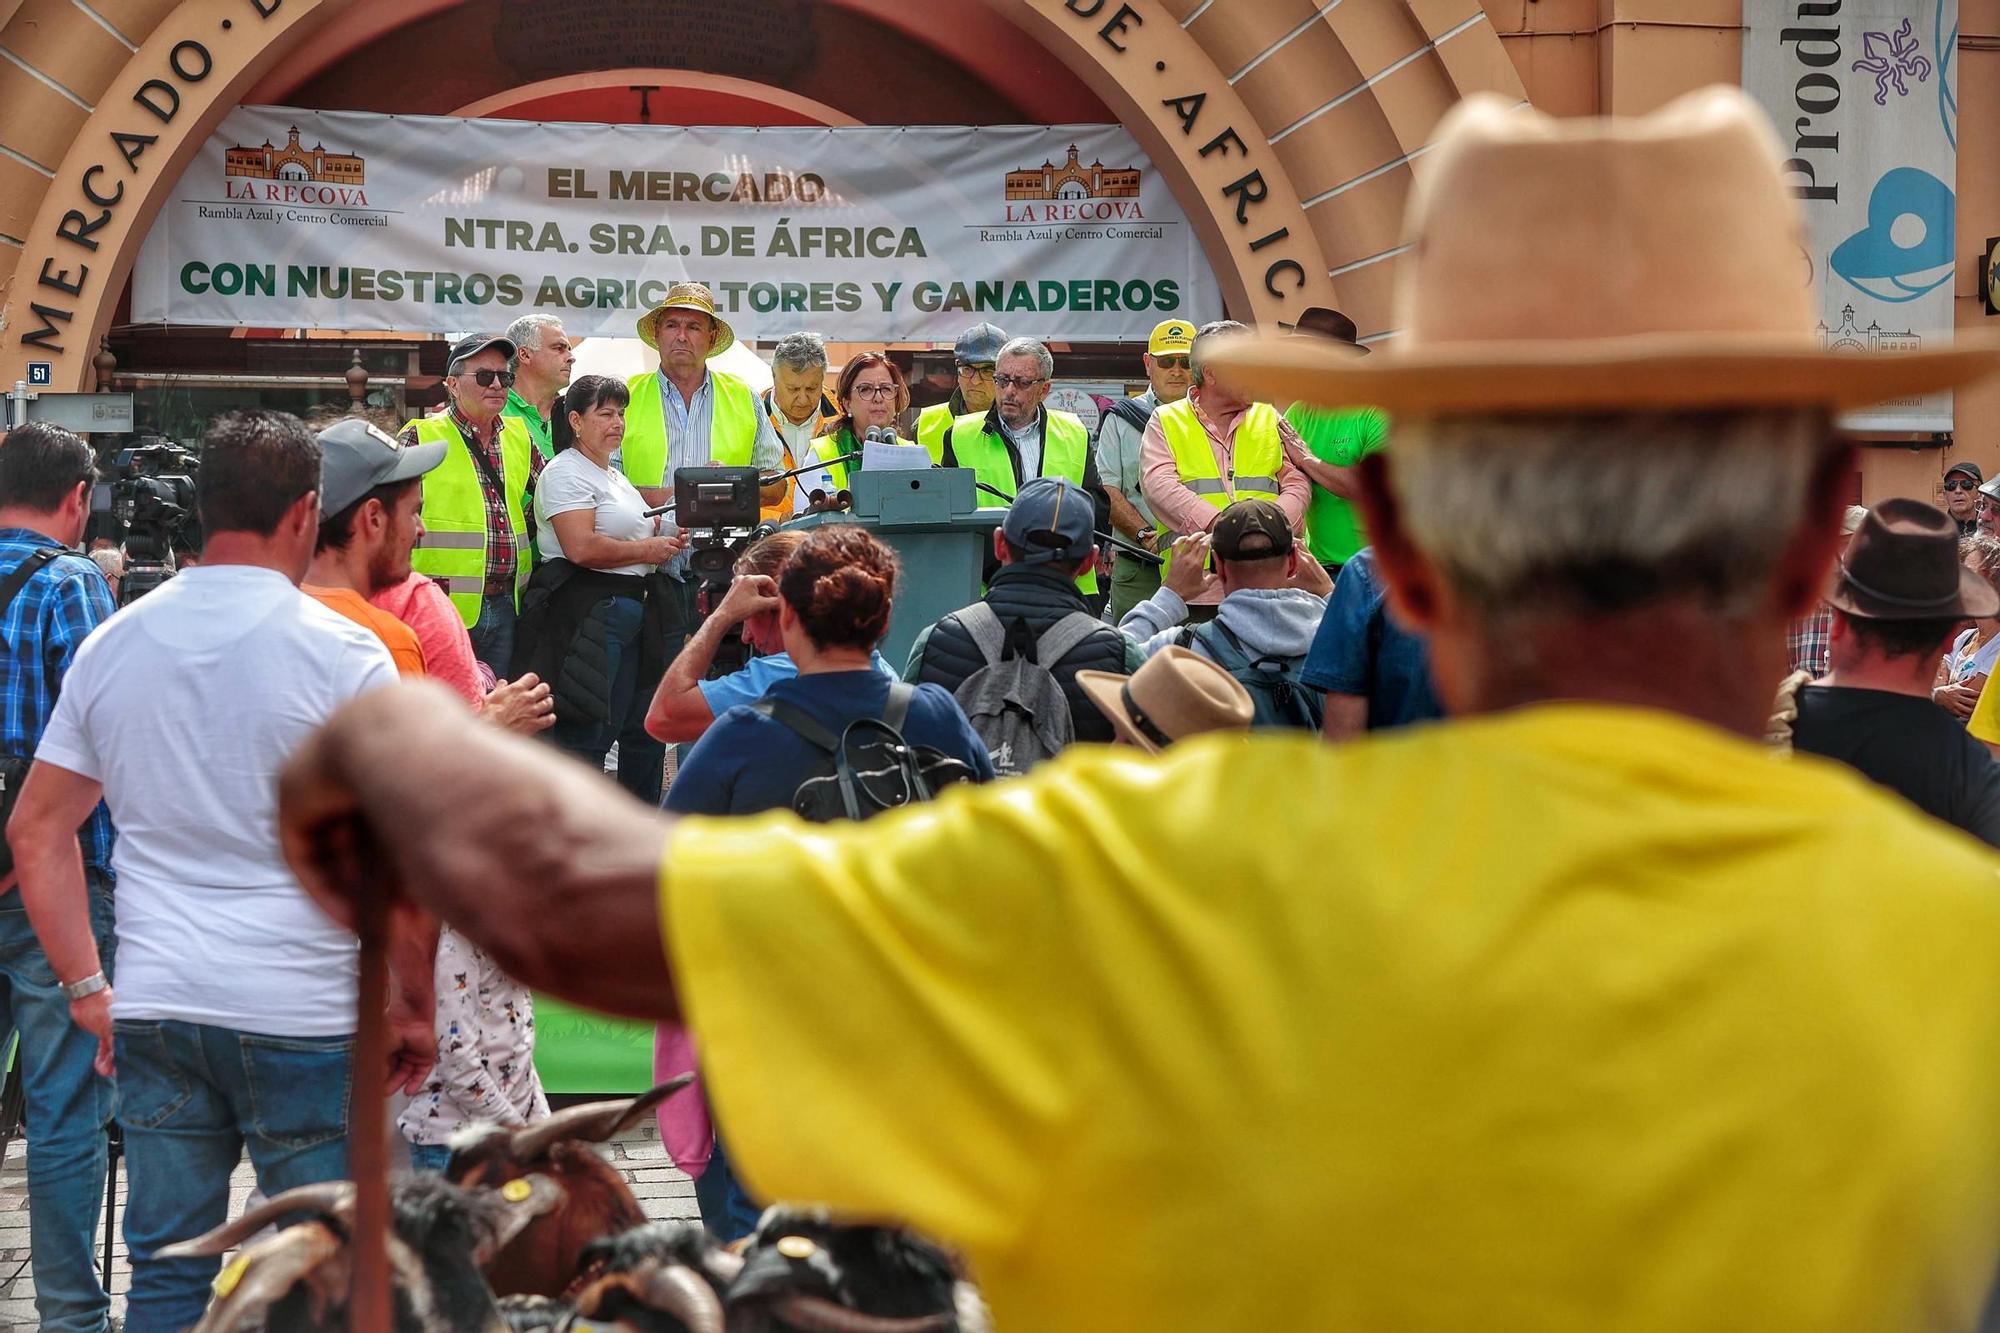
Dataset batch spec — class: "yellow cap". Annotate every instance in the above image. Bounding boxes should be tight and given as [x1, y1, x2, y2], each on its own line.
[1148, 319, 1195, 356]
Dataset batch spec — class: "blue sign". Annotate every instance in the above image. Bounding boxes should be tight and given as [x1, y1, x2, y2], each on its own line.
[26, 362, 51, 386]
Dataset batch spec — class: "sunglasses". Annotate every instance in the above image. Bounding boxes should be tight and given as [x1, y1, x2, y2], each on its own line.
[457, 368, 516, 388]
[1945, 478, 1978, 492]
[1152, 356, 1190, 370]
[956, 363, 996, 379]
[994, 374, 1046, 391]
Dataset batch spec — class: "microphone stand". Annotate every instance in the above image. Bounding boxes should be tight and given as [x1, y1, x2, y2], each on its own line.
[973, 480, 1164, 568]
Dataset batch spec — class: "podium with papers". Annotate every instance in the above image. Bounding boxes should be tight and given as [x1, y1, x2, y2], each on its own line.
[786, 466, 1005, 669]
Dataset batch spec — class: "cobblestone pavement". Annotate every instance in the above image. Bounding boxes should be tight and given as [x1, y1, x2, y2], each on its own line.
[0, 1117, 699, 1329]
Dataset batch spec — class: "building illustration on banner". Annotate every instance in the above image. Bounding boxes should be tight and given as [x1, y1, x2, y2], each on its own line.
[1005, 144, 1140, 201]
[225, 126, 366, 184]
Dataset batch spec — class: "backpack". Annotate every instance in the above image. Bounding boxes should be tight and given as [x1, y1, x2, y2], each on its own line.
[754, 681, 981, 823]
[949, 603, 1103, 777]
[1181, 618, 1326, 731]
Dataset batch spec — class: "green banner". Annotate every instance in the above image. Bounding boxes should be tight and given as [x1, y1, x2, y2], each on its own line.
[532, 995, 654, 1094]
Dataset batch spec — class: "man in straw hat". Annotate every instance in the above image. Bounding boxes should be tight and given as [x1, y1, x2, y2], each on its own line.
[1077, 645, 1253, 751]
[1779, 498, 2000, 846]
[278, 89, 2000, 1331]
[624, 281, 784, 509]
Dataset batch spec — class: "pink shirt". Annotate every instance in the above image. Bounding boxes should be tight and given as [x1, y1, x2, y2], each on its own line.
[369, 574, 487, 709]
[1139, 389, 1313, 604]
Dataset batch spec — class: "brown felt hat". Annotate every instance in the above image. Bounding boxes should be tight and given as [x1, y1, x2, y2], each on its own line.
[1827, 498, 2000, 622]
[1210, 87, 2000, 414]
[1077, 648, 1254, 755]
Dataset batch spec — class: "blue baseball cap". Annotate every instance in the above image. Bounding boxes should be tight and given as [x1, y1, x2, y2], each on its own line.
[1003, 477, 1096, 566]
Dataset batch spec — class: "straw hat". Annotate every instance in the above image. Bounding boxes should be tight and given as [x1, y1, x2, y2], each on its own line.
[636, 282, 735, 357]
[1212, 86, 2000, 414]
[1077, 647, 1254, 754]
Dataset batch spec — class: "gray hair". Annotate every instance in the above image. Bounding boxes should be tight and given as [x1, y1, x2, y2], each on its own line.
[771, 331, 829, 375]
[504, 314, 565, 370]
[1189, 320, 1250, 387]
[997, 337, 1053, 381]
[1388, 409, 1837, 619]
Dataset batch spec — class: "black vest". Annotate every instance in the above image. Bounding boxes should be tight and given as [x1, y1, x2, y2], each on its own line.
[916, 565, 1127, 743]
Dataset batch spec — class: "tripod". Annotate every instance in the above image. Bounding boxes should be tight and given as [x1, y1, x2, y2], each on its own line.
[0, 1033, 125, 1285]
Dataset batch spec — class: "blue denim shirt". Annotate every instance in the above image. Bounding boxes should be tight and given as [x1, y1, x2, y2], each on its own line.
[0, 530, 116, 875]
[1301, 546, 1444, 731]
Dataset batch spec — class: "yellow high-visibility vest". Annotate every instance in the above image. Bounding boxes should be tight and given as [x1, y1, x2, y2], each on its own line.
[620, 369, 760, 488]
[943, 409, 1098, 593]
[916, 401, 960, 463]
[405, 414, 534, 626]
[1154, 397, 1285, 573]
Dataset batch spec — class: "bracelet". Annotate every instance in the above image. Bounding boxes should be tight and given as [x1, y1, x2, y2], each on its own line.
[62, 971, 108, 1001]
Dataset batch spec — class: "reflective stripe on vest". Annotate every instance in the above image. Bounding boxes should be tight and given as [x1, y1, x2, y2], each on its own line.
[945, 409, 1098, 594]
[1155, 397, 1284, 573]
[406, 415, 533, 627]
[620, 369, 761, 488]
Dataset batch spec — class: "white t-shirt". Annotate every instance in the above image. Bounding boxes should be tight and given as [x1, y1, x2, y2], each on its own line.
[536, 448, 658, 576]
[35, 564, 397, 1037]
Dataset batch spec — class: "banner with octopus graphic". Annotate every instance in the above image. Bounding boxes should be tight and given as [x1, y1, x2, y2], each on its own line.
[1743, 0, 1958, 432]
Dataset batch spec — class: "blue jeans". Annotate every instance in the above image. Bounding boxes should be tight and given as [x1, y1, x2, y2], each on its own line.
[407, 1140, 451, 1172]
[0, 874, 116, 1333]
[469, 591, 518, 679]
[114, 1020, 352, 1333]
[694, 1127, 763, 1244]
[550, 595, 665, 805]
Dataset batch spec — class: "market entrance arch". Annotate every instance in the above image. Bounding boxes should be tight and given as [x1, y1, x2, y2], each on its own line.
[0, 0, 1527, 391]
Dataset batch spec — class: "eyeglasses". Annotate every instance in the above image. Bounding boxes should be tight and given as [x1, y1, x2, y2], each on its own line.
[851, 383, 898, 401]
[460, 369, 515, 389]
[993, 374, 1046, 391]
[1152, 356, 1190, 370]
[955, 363, 996, 379]
[1945, 478, 1978, 492]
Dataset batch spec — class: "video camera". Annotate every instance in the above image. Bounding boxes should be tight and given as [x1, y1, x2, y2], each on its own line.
[672, 466, 774, 591]
[92, 439, 200, 605]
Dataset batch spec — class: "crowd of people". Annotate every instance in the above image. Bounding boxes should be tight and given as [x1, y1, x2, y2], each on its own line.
[11, 82, 2000, 1332]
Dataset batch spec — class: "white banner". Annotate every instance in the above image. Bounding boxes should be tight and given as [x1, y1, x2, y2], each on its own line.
[132, 108, 1223, 343]
[1743, 0, 1959, 431]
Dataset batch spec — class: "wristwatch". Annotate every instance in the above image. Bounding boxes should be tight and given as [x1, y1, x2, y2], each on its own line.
[62, 971, 108, 1001]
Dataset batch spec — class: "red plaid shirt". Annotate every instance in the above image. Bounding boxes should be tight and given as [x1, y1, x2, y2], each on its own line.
[403, 405, 543, 598]
[1787, 602, 1835, 677]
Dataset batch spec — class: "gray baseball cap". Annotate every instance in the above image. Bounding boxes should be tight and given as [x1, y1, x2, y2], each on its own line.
[1003, 476, 1096, 566]
[317, 417, 445, 515]
[953, 323, 1008, 366]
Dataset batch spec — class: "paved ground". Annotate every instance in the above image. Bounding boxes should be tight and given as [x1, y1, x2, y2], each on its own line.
[0, 1116, 700, 1329]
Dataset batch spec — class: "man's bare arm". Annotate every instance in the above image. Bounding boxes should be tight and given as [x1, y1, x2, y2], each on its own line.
[281, 681, 679, 1022]
[13, 762, 115, 1073]
[1104, 487, 1147, 541]
[1321, 693, 1369, 742]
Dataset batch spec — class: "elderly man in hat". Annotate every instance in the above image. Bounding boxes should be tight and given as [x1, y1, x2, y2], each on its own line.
[914, 322, 1007, 462]
[1777, 498, 2000, 845]
[1945, 460, 1983, 534]
[281, 90, 2000, 1331]
[1095, 318, 1194, 619]
[1282, 307, 1387, 580]
[402, 333, 542, 674]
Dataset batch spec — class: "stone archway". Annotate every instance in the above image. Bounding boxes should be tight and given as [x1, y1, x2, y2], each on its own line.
[0, 0, 1528, 391]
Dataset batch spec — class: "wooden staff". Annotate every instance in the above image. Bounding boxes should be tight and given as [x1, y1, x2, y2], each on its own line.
[349, 861, 392, 1329]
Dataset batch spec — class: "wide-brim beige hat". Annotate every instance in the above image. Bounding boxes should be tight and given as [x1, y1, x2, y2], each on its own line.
[1212, 86, 2000, 414]
[637, 281, 735, 357]
[1077, 647, 1254, 755]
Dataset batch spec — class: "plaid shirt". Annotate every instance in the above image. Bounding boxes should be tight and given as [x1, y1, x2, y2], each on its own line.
[1787, 602, 1835, 677]
[403, 406, 543, 598]
[0, 531, 115, 874]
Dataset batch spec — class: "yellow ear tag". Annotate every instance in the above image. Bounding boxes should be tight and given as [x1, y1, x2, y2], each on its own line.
[777, 1236, 817, 1260]
[501, 1178, 534, 1203]
[214, 1254, 250, 1299]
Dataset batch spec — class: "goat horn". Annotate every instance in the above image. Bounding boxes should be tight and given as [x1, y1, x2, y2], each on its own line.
[770, 1294, 956, 1333]
[639, 1259, 727, 1333]
[507, 1074, 696, 1158]
[702, 1247, 746, 1285]
[157, 1182, 356, 1259]
[186, 1222, 345, 1333]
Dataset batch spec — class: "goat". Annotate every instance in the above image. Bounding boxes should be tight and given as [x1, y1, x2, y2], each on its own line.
[443, 1075, 694, 1298]
[724, 1207, 975, 1333]
[566, 1220, 739, 1333]
[155, 1172, 563, 1332]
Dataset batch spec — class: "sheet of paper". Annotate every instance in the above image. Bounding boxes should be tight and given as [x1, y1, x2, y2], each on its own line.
[861, 440, 935, 472]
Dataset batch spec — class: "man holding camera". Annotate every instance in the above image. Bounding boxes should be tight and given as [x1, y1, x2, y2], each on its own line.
[402, 332, 543, 676]
[0, 423, 118, 1333]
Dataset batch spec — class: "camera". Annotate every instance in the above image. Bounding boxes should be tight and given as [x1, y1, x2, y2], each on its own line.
[92, 439, 200, 605]
[669, 466, 779, 677]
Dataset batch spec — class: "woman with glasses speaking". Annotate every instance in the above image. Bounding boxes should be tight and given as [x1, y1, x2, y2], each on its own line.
[802, 351, 915, 498]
